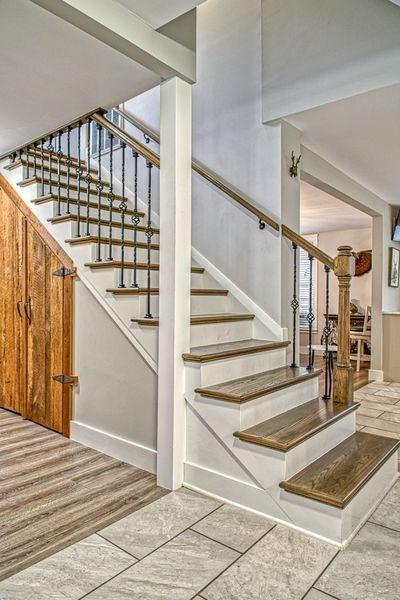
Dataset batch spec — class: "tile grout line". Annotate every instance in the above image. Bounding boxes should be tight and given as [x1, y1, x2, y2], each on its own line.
[311, 587, 342, 600]
[189, 527, 244, 555]
[366, 520, 400, 535]
[79, 562, 136, 599]
[300, 548, 341, 600]
[193, 524, 278, 600]
[96, 533, 141, 561]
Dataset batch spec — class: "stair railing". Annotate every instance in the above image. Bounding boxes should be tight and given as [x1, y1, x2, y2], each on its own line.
[0, 108, 160, 320]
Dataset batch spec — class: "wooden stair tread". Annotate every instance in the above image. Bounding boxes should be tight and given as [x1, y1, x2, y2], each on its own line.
[65, 236, 159, 250]
[107, 287, 228, 296]
[19, 172, 110, 188]
[195, 365, 322, 403]
[84, 260, 204, 273]
[48, 214, 158, 233]
[27, 148, 89, 169]
[132, 313, 255, 327]
[5, 158, 98, 176]
[19, 177, 124, 201]
[33, 194, 142, 217]
[234, 399, 359, 451]
[183, 339, 290, 363]
[279, 431, 400, 508]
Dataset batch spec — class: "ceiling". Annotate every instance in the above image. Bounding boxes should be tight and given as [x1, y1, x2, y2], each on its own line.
[114, 0, 206, 29]
[288, 84, 400, 206]
[0, 0, 160, 156]
[300, 181, 372, 235]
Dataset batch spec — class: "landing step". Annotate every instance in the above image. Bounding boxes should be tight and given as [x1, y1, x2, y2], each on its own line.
[183, 339, 290, 363]
[132, 313, 255, 327]
[280, 431, 400, 508]
[33, 194, 143, 217]
[84, 260, 204, 274]
[107, 287, 228, 296]
[195, 366, 321, 403]
[48, 214, 158, 234]
[234, 398, 359, 451]
[65, 236, 159, 250]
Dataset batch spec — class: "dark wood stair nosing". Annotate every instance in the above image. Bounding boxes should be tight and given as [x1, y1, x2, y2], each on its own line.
[107, 287, 228, 296]
[48, 214, 159, 234]
[84, 261, 204, 274]
[65, 236, 159, 250]
[182, 340, 291, 363]
[233, 400, 360, 452]
[32, 194, 143, 217]
[132, 313, 255, 327]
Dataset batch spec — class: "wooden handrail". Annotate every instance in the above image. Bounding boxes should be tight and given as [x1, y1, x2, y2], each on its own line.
[282, 225, 334, 270]
[116, 108, 280, 232]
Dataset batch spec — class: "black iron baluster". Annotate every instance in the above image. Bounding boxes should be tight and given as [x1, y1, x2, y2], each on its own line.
[323, 266, 331, 399]
[40, 139, 45, 197]
[47, 135, 54, 195]
[56, 130, 63, 216]
[95, 123, 103, 262]
[107, 133, 115, 261]
[145, 161, 153, 318]
[306, 254, 315, 370]
[33, 142, 37, 178]
[131, 151, 140, 288]
[76, 122, 82, 237]
[85, 119, 92, 237]
[290, 243, 299, 368]
[66, 126, 71, 214]
[25, 146, 30, 179]
[118, 143, 127, 287]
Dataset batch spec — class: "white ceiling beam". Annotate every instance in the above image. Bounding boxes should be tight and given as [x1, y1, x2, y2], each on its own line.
[29, 0, 196, 83]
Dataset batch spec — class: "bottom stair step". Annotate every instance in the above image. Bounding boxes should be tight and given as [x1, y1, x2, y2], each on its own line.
[234, 398, 359, 451]
[279, 431, 400, 508]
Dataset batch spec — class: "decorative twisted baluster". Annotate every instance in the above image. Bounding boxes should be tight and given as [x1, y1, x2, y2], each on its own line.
[76, 122, 82, 237]
[65, 126, 71, 215]
[47, 135, 54, 195]
[56, 130, 63, 216]
[85, 119, 92, 237]
[95, 123, 103, 262]
[131, 151, 140, 289]
[40, 139, 45, 197]
[323, 266, 331, 399]
[145, 161, 153, 318]
[290, 243, 299, 368]
[107, 133, 115, 261]
[118, 143, 127, 288]
[306, 253, 315, 370]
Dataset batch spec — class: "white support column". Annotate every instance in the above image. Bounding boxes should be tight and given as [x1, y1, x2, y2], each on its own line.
[157, 77, 192, 490]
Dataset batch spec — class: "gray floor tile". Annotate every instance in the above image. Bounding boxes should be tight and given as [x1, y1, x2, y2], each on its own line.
[99, 487, 221, 559]
[0, 534, 135, 599]
[369, 479, 400, 532]
[192, 504, 275, 552]
[201, 524, 337, 600]
[304, 589, 341, 600]
[86, 529, 239, 599]
[316, 522, 400, 600]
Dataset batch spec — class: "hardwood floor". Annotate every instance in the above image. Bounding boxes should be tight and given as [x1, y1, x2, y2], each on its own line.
[0, 409, 167, 582]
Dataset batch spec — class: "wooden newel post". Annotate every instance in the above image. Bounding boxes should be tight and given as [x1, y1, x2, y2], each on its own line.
[333, 245, 355, 404]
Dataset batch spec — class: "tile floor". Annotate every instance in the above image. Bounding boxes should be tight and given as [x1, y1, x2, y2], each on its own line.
[0, 381, 399, 600]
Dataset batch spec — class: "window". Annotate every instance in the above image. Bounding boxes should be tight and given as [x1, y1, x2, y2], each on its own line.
[299, 234, 318, 329]
[90, 109, 120, 155]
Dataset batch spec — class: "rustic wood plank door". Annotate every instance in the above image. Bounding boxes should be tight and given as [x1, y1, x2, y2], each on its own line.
[0, 190, 26, 413]
[25, 222, 72, 435]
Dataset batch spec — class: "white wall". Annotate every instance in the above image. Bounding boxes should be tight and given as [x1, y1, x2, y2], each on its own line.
[261, 0, 400, 121]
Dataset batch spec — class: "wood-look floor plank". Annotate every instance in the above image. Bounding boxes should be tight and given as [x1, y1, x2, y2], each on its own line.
[0, 411, 166, 581]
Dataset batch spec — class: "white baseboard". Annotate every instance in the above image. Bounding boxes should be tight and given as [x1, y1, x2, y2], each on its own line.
[191, 247, 284, 340]
[70, 421, 157, 474]
[368, 369, 384, 382]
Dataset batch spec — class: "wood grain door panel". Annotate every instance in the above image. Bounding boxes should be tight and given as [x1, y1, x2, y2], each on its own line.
[0, 190, 25, 413]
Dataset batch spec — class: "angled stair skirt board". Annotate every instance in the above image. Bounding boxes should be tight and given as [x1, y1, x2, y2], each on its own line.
[70, 421, 157, 474]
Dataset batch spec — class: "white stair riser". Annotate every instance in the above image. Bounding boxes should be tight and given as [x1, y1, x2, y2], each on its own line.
[68, 221, 156, 243]
[190, 319, 254, 346]
[143, 294, 230, 316]
[87, 244, 158, 263]
[185, 347, 287, 388]
[80, 266, 204, 291]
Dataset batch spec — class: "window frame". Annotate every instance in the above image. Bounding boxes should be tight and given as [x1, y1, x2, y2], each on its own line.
[299, 234, 318, 331]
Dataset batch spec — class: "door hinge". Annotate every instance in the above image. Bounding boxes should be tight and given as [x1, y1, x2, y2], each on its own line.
[52, 267, 76, 277]
[52, 374, 79, 386]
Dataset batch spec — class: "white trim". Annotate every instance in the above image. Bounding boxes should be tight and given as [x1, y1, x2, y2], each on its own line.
[191, 247, 284, 340]
[368, 369, 384, 382]
[70, 421, 157, 474]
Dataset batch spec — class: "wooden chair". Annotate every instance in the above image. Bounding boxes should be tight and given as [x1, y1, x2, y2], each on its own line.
[350, 306, 371, 372]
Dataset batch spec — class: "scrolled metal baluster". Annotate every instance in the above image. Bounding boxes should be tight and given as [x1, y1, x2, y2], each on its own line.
[95, 123, 103, 262]
[56, 130, 63, 216]
[145, 161, 153, 318]
[65, 126, 71, 215]
[107, 133, 115, 261]
[47, 135, 54, 195]
[118, 143, 127, 287]
[323, 266, 332, 399]
[40, 139, 45, 197]
[306, 254, 315, 370]
[85, 119, 92, 237]
[76, 122, 82, 237]
[131, 151, 139, 288]
[290, 243, 299, 368]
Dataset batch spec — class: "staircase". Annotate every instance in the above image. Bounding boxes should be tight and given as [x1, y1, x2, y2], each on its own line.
[1, 108, 398, 548]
